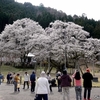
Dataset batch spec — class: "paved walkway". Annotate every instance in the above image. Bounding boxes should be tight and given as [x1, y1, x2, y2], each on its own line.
[0, 83, 100, 100]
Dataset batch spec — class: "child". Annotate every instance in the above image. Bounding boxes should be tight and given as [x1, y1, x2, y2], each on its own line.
[17, 82, 20, 92]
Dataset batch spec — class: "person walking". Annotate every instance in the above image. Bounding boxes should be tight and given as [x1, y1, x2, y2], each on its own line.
[30, 71, 36, 92]
[23, 72, 30, 89]
[35, 71, 50, 100]
[61, 70, 72, 100]
[82, 68, 93, 100]
[72, 70, 82, 100]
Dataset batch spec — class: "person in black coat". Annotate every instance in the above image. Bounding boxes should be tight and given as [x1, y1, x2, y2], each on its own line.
[82, 68, 93, 100]
[30, 71, 36, 92]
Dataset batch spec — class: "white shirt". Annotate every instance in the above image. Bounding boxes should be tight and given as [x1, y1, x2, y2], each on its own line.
[24, 74, 30, 81]
[35, 77, 50, 94]
[46, 74, 51, 80]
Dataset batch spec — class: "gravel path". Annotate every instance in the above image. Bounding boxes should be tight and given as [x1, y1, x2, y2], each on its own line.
[0, 83, 100, 100]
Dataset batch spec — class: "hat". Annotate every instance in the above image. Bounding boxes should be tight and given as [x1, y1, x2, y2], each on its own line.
[57, 71, 61, 74]
[41, 71, 45, 74]
[41, 71, 46, 77]
[86, 68, 90, 72]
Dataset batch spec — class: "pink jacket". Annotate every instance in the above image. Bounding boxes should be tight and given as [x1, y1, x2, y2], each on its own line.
[72, 71, 82, 86]
[74, 79, 82, 86]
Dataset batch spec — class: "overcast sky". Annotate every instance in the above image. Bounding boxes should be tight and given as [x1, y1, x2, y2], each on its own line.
[16, 0, 100, 21]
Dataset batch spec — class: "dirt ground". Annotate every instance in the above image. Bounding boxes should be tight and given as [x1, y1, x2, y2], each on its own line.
[0, 83, 100, 100]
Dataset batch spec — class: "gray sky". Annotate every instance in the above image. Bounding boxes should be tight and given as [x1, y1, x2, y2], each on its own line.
[16, 0, 100, 21]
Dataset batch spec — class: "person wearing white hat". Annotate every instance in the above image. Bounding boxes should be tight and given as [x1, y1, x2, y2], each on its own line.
[35, 71, 50, 100]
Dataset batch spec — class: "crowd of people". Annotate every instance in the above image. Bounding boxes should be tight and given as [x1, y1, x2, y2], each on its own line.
[0, 67, 93, 100]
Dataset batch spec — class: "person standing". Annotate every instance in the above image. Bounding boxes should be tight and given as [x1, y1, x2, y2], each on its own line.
[11, 72, 16, 84]
[56, 71, 62, 92]
[6, 72, 11, 84]
[82, 68, 93, 100]
[30, 71, 36, 92]
[0, 74, 3, 85]
[14, 73, 20, 92]
[35, 71, 50, 100]
[72, 70, 82, 100]
[46, 72, 52, 92]
[23, 72, 30, 89]
[61, 70, 72, 100]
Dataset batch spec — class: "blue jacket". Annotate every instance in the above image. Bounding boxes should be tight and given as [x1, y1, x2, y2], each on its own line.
[0, 75, 3, 79]
[30, 74, 36, 82]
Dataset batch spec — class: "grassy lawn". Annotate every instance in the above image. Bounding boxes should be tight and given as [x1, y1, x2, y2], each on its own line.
[0, 65, 56, 82]
[0, 65, 21, 75]
[0, 65, 38, 83]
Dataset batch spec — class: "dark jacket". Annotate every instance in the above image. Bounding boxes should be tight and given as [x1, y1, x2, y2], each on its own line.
[61, 74, 72, 87]
[82, 72, 93, 88]
[30, 73, 36, 82]
[7, 74, 11, 80]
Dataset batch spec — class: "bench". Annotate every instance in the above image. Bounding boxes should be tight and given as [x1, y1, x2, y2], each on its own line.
[93, 77, 98, 82]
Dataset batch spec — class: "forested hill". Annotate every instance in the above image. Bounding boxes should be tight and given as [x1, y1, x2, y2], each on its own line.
[0, 0, 100, 39]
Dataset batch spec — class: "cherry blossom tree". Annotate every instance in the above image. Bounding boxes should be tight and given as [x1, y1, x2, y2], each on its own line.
[0, 18, 49, 66]
[44, 20, 100, 72]
[0, 18, 100, 72]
